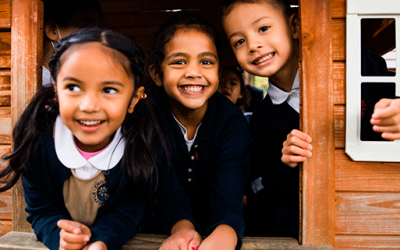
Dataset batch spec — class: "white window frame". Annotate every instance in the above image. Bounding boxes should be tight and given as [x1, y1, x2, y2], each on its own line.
[346, 0, 400, 162]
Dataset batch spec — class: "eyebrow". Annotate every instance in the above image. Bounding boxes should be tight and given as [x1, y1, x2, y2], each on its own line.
[62, 77, 124, 87]
[61, 77, 82, 83]
[166, 51, 218, 60]
[199, 52, 218, 60]
[166, 52, 187, 61]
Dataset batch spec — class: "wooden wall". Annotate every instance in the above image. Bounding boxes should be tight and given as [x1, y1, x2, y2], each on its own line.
[0, 0, 12, 237]
[1, 0, 399, 248]
[332, 0, 400, 248]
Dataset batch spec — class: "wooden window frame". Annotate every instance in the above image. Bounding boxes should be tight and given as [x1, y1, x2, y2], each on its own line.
[10, 0, 334, 247]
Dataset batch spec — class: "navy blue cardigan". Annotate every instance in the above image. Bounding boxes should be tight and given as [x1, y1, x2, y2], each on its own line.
[22, 125, 194, 250]
[155, 92, 250, 247]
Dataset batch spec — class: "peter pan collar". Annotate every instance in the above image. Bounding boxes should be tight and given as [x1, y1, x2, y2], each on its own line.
[268, 70, 299, 105]
[54, 116, 125, 171]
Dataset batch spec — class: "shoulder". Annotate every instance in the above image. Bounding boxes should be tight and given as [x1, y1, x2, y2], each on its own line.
[205, 92, 250, 139]
[211, 92, 247, 122]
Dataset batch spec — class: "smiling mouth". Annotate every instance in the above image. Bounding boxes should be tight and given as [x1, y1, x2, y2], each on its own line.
[181, 86, 205, 93]
[79, 120, 103, 126]
[253, 53, 275, 65]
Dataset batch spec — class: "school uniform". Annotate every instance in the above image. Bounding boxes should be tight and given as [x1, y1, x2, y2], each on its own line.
[155, 91, 250, 248]
[246, 72, 300, 238]
[22, 117, 194, 250]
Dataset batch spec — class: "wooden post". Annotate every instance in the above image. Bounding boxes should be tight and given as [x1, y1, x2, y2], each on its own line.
[11, 0, 43, 232]
[299, 0, 335, 246]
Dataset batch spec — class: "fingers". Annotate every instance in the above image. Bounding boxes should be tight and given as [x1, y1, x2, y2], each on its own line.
[372, 99, 397, 119]
[58, 220, 90, 250]
[281, 129, 312, 167]
[188, 231, 202, 250]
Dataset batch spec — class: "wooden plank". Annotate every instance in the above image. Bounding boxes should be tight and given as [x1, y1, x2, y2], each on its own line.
[11, 0, 43, 233]
[0, 70, 10, 107]
[0, 0, 10, 29]
[331, 0, 345, 19]
[335, 150, 400, 192]
[0, 146, 10, 171]
[299, 0, 334, 246]
[335, 235, 400, 249]
[334, 105, 345, 148]
[332, 19, 345, 61]
[102, 10, 219, 29]
[336, 192, 400, 235]
[0, 221, 11, 237]
[0, 190, 11, 221]
[333, 62, 345, 105]
[0, 232, 334, 250]
[0, 107, 10, 145]
[99, 0, 223, 13]
[0, 33, 10, 69]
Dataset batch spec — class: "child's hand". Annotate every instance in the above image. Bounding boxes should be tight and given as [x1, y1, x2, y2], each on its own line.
[159, 220, 201, 250]
[198, 225, 237, 250]
[371, 98, 400, 140]
[57, 219, 90, 250]
[83, 241, 107, 250]
[281, 129, 312, 167]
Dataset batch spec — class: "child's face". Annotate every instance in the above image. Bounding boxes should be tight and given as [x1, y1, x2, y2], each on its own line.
[218, 70, 243, 104]
[154, 29, 219, 113]
[223, 2, 299, 78]
[56, 42, 141, 152]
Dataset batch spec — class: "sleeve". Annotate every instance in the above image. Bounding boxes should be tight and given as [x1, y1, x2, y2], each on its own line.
[207, 114, 250, 249]
[152, 150, 197, 234]
[22, 148, 72, 249]
[88, 191, 146, 249]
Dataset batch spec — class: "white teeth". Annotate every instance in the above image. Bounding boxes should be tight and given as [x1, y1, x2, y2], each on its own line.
[254, 53, 273, 65]
[182, 86, 203, 92]
[80, 120, 101, 126]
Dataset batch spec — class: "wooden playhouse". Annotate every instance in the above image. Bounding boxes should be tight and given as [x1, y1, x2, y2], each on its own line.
[0, 0, 398, 249]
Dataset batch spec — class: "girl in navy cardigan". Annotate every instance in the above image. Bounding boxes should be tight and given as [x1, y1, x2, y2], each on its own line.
[147, 14, 250, 250]
[0, 28, 198, 250]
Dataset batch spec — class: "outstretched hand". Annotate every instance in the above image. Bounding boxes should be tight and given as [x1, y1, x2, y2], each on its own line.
[371, 98, 400, 140]
[281, 129, 312, 167]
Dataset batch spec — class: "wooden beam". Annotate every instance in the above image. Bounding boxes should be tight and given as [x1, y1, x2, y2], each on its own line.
[10, 0, 43, 232]
[299, 0, 335, 246]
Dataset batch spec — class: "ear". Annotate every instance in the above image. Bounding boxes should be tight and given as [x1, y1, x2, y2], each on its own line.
[149, 65, 163, 87]
[289, 13, 300, 39]
[128, 86, 145, 113]
[44, 20, 59, 42]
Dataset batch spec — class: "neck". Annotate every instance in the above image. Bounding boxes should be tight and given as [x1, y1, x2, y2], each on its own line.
[269, 42, 299, 92]
[170, 100, 207, 140]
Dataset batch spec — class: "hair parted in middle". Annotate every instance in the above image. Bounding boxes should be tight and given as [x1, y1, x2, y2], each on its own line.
[146, 13, 222, 87]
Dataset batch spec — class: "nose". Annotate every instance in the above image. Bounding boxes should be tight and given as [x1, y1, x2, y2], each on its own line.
[79, 92, 100, 113]
[184, 62, 201, 78]
[223, 84, 230, 90]
[248, 37, 263, 54]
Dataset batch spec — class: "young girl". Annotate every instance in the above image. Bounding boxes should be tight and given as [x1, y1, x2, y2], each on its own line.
[218, 66, 251, 113]
[0, 28, 199, 250]
[148, 14, 250, 250]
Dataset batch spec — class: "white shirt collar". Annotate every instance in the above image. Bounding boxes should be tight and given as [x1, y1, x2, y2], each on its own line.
[54, 116, 125, 171]
[172, 113, 201, 151]
[267, 70, 300, 113]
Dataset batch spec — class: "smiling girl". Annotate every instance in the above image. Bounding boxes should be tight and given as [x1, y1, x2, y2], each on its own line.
[0, 28, 198, 250]
[147, 14, 250, 250]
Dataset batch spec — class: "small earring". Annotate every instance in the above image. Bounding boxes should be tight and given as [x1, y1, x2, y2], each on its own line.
[140, 93, 147, 100]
